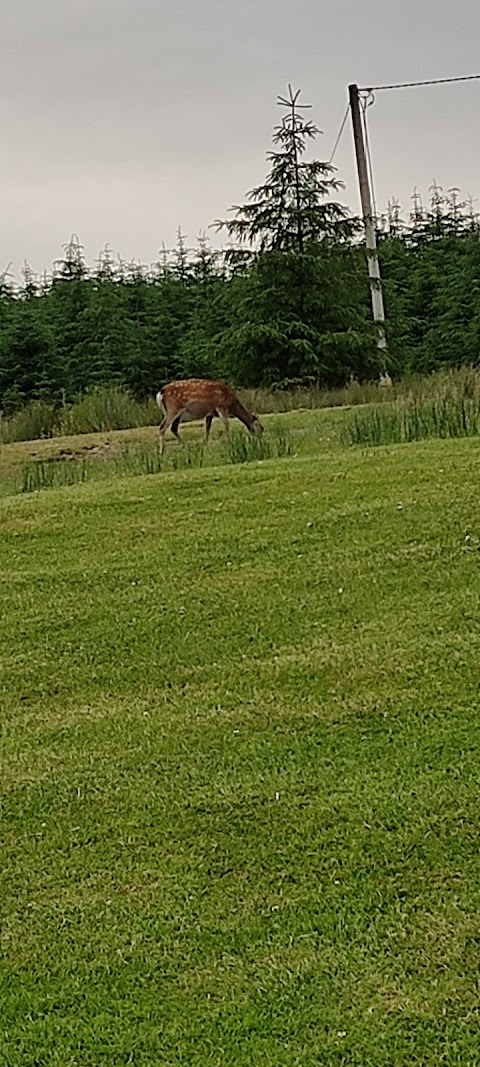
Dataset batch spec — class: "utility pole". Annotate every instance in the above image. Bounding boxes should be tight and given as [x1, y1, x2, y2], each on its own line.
[348, 83, 387, 360]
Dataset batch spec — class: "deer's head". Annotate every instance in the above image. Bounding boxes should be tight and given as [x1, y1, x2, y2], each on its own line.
[251, 414, 264, 436]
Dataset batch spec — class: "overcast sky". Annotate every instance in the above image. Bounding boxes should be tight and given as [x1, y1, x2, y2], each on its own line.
[1, 0, 479, 277]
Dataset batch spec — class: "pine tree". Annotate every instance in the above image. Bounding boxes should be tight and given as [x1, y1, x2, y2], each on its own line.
[217, 85, 352, 252]
[215, 87, 371, 386]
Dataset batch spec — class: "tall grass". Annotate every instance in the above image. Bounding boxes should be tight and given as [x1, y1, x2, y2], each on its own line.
[0, 400, 59, 444]
[21, 458, 89, 493]
[0, 387, 160, 444]
[345, 395, 480, 448]
[224, 425, 293, 464]
[238, 378, 394, 414]
[58, 387, 159, 435]
[18, 426, 294, 494]
[240, 365, 480, 414]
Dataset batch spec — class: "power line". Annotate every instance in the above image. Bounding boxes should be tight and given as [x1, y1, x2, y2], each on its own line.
[328, 71, 479, 165]
[361, 97, 377, 218]
[360, 73, 480, 92]
[328, 105, 349, 164]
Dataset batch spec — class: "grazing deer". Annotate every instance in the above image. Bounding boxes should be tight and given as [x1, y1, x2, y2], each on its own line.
[156, 378, 263, 453]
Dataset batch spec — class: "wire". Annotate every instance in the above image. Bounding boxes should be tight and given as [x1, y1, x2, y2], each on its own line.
[328, 105, 350, 164]
[360, 73, 480, 92]
[328, 73, 479, 166]
[360, 94, 377, 217]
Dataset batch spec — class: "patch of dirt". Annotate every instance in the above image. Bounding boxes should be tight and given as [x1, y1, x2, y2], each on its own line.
[33, 440, 121, 463]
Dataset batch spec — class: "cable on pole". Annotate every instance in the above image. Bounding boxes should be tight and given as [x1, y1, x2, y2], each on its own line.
[328, 105, 350, 165]
[360, 73, 480, 92]
[360, 93, 377, 217]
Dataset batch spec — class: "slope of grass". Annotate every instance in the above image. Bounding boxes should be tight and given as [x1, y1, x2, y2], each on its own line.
[0, 408, 347, 498]
[1, 433, 480, 1065]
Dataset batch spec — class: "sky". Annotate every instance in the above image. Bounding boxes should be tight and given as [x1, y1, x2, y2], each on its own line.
[1, 0, 479, 278]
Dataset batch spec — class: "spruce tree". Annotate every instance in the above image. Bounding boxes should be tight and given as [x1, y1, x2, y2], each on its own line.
[217, 85, 352, 251]
[215, 86, 371, 386]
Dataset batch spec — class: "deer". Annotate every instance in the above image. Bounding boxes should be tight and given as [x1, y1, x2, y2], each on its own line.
[156, 378, 263, 453]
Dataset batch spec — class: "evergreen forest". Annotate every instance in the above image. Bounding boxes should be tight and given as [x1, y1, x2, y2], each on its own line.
[1, 88, 479, 417]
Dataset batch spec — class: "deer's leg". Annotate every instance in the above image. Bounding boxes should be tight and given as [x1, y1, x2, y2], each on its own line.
[159, 413, 182, 453]
[171, 416, 183, 444]
[217, 409, 230, 435]
[205, 413, 214, 444]
[159, 416, 171, 454]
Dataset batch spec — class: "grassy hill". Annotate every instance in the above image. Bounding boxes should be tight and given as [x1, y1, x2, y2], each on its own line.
[1, 413, 479, 1065]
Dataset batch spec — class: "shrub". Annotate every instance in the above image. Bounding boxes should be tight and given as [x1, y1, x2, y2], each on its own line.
[58, 386, 160, 435]
[0, 401, 58, 443]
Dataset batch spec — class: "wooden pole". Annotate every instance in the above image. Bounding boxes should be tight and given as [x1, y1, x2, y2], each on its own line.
[348, 83, 387, 359]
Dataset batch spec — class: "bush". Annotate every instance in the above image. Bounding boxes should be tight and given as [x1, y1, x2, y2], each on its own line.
[0, 401, 58, 443]
[58, 386, 160, 435]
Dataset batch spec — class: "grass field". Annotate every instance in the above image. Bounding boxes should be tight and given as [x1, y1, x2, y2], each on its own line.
[1, 409, 480, 1065]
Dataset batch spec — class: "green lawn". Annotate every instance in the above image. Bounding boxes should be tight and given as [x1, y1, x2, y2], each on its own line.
[1, 419, 480, 1065]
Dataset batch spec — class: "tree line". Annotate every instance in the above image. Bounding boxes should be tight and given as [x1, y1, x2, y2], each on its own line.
[1, 87, 479, 415]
